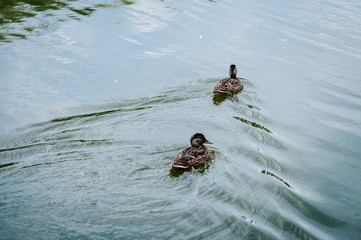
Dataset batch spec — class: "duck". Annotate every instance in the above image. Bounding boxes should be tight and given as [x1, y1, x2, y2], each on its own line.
[213, 64, 243, 95]
[172, 133, 212, 171]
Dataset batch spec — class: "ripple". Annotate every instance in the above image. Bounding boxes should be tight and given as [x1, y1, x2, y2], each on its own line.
[0, 161, 19, 169]
[233, 115, 272, 133]
[261, 170, 292, 188]
[0, 139, 111, 153]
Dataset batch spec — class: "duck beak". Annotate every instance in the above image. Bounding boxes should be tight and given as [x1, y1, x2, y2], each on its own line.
[204, 140, 213, 144]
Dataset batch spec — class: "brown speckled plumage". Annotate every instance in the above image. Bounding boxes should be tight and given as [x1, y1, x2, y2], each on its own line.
[172, 133, 212, 171]
[214, 64, 243, 95]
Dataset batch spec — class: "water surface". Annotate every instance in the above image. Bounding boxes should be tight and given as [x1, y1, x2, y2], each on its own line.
[1, 0, 361, 239]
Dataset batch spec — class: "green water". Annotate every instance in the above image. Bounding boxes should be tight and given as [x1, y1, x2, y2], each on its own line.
[1, 0, 361, 239]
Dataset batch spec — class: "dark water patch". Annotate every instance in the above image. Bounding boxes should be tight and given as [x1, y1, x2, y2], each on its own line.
[0, 0, 135, 43]
[120, 0, 135, 5]
[0, 161, 19, 169]
[233, 115, 272, 133]
[212, 92, 249, 106]
[94, 0, 134, 11]
[169, 167, 189, 178]
[245, 104, 261, 111]
[8, 33, 27, 40]
[212, 93, 228, 105]
[0, 0, 65, 42]
[0, 3, 37, 23]
[261, 170, 292, 188]
[69, 7, 96, 16]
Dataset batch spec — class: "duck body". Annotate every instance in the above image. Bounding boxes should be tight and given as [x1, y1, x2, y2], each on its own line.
[172, 133, 212, 170]
[213, 77, 243, 95]
[213, 64, 243, 95]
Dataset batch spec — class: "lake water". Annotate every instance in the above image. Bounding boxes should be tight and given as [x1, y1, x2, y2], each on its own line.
[1, 0, 361, 239]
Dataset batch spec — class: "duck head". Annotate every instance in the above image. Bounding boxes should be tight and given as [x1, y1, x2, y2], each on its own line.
[190, 133, 212, 147]
[228, 64, 238, 79]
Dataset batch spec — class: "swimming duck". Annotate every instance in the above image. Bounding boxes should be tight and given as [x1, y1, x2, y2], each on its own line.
[213, 64, 243, 95]
[172, 133, 212, 171]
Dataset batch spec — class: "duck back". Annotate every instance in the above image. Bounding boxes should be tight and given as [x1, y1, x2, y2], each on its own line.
[214, 77, 243, 95]
[172, 146, 210, 169]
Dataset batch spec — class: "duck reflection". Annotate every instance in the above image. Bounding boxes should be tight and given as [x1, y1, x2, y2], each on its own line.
[169, 162, 211, 178]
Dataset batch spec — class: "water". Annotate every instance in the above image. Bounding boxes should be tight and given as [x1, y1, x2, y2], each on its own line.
[1, 0, 361, 239]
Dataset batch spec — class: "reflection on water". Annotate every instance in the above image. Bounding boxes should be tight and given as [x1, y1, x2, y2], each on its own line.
[0, 0, 135, 42]
[0, 161, 18, 168]
[212, 93, 228, 105]
[261, 169, 292, 188]
[233, 115, 272, 133]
